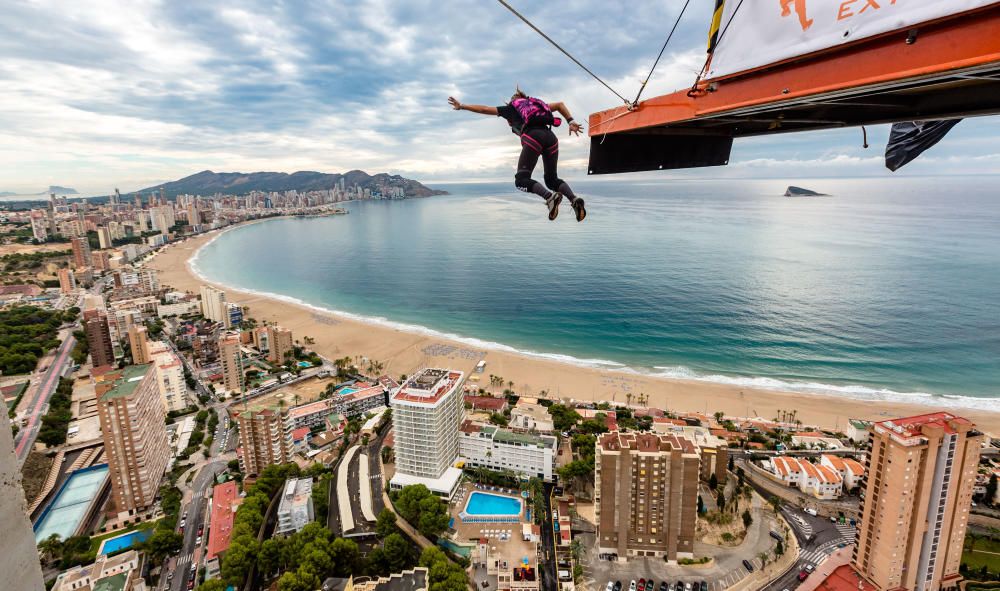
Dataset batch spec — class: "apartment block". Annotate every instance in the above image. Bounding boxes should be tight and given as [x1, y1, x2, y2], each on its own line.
[267, 325, 294, 365]
[219, 331, 244, 394]
[51, 550, 144, 591]
[200, 285, 228, 325]
[459, 420, 557, 481]
[768, 456, 844, 500]
[332, 382, 388, 418]
[71, 235, 92, 268]
[97, 364, 170, 516]
[853, 413, 981, 591]
[389, 368, 465, 498]
[276, 477, 314, 535]
[84, 310, 116, 368]
[58, 267, 77, 294]
[147, 341, 188, 412]
[595, 431, 700, 562]
[128, 324, 150, 364]
[236, 407, 290, 477]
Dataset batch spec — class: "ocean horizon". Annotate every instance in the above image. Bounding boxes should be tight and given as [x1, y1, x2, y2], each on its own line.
[191, 177, 1000, 411]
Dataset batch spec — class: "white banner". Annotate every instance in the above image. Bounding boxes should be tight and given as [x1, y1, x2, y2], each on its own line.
[708, 0, 1000, 79]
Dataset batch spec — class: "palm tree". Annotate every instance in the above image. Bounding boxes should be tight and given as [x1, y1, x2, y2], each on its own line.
[507, 380, 514, 394]
[626, 392, 633, 407]
[37, 534, 62, 565]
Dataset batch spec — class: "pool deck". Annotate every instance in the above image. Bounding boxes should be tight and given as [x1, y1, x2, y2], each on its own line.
[449, 482, 538, 578]
[33, 463, 109, 543]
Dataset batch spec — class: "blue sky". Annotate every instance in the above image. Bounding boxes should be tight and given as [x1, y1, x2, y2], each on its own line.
[1, 0, 999, 195]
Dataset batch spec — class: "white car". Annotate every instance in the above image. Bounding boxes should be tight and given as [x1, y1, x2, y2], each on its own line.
[630, 581, 637, 591]
[606, 583, 614, 591]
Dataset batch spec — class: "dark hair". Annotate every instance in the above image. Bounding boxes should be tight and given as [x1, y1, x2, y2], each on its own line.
[511, 87, 527, 102]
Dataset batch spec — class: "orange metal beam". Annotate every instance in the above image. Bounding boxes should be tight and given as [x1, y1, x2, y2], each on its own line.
[589, 7, 1000, 136]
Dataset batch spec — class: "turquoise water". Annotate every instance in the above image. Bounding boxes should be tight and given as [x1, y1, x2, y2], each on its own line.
[192, 178, 1000, 408]
[98, 529, 151, 555]
[338, 387, 358, 395]
[438, 538, 474, 558]
[34, 464, 109, 543]
[465, 492, 523, 516]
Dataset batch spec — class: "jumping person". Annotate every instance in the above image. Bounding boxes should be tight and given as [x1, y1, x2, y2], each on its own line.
[448, 90, 586, 221]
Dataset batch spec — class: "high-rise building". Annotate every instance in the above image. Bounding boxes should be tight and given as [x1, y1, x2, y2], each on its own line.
[30, 210, 49, 241]
[71, 235, 92, 268]
[276, 477, 314, 535]
[111, 187, 121, 205]
[236, 407, 289, 477]
[267, 325, 294, 365]
[200, 285, 227, 324]
[128, 324, 149, 364]
[97, 226, 113, 249]
[0, 413, 46, 591]
[187, 204, 201, 226]
[97, 365, 170, 516]
[389, 368, 465, 498]
[219, 331, 244, 394]
[58, 267, 77, 294]
[594, 431, 700, 563]
[853, 413, 981, 591]
[84, 310, 116, 367]
[147, 342, 188, 413]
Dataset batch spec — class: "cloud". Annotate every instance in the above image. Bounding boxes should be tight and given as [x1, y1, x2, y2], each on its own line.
[1, 0, 999, 194]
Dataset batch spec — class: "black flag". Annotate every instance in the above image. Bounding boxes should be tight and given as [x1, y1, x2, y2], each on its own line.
[885, 120, 961, 171]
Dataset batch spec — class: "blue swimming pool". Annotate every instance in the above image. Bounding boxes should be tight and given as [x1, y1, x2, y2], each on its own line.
[338, 387, 358, 395]
[98, 529, 152, 555]
[465, 492, 523, 516]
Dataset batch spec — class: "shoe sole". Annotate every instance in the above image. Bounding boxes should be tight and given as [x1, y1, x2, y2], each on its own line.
[574, 198, 587, 222]
[548, 193, 563, 221]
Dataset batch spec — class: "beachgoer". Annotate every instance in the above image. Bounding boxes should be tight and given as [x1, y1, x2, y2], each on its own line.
[448, 90, 587, 222]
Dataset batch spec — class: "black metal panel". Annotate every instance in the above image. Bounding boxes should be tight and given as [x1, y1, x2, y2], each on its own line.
[587, 133, 734, 175]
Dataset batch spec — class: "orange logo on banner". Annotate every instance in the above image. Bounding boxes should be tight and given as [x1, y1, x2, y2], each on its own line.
[780, 0, 814, 30]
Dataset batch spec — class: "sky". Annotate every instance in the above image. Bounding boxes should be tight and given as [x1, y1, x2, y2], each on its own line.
[2, 0, 999, 195]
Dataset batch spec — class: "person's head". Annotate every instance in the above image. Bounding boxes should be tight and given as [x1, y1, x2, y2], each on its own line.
[510, 87, 527, 103]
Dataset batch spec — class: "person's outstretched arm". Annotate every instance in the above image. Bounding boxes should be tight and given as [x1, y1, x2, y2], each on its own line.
[449, 97, 498, 116]
[548, 101, 584, 136]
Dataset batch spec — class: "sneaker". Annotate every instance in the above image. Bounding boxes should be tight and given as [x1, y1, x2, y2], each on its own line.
[546, 192, 563, 221]
[571, 197, 586, 222]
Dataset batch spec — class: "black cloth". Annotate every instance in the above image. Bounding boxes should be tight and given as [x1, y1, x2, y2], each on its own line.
[514, 127, 577, 202]
[885, 119, 962, 171]
[497, 104, 552, 136]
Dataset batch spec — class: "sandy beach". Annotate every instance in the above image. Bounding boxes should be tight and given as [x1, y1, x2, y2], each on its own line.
[148, 226, 1000, 435]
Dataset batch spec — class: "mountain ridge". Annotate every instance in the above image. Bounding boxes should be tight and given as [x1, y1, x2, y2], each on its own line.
[134, 169, 446, 198]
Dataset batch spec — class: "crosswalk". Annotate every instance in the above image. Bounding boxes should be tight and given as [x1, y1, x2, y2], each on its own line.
[835, 522, 856, 539]
[176, 554, 191, 567]
[800, 539, 848, 568]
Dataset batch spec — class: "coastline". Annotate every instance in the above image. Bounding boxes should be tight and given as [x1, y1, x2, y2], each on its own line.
[148, 223, 1000, 435]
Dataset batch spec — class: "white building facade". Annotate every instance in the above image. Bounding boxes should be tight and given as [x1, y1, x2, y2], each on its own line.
[459, 420, 557, 481]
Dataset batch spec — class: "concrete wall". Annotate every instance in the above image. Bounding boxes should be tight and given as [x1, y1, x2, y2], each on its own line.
[1, 413, 45, 591]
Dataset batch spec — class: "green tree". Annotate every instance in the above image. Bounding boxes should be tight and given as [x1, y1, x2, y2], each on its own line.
[775, 540, 784, 556]
[144, 529, 183, 565]
[384, 533, 412, 573]
[986, 474, 998, 506]
[376, 508, 398, 537]
[547, 404, 581, 432]
[717, 491, 726, 511]
[741, 509, 753, 528]
[258, 538, 285, 578]
[38, 534, 63, 565]
[709, 473, 718, 490]
[394, 485, 449, 538]
[196, 580, 227, 591]
[419, 547, 469, 591]
[697, 495, 704, 514]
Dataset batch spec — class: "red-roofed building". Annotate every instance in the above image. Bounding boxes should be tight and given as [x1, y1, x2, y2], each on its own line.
[205, 481, 242, 579]
[653, 417, 687, 427]
[464, 395, 508, 413]
[821, 455, 865, 491]
[810, 564, 864, 591]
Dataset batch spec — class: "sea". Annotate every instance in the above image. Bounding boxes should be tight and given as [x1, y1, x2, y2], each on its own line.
[192, 177, 1000, 410]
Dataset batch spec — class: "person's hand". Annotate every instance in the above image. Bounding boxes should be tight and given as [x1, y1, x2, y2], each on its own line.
[568, 121, 584, 136]
[448, 97, 462, 111]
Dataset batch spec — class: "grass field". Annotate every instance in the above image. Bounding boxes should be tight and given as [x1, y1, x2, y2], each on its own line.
[963, 536, 1000, 574]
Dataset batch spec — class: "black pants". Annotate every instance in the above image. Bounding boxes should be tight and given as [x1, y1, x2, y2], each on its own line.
[515, 127, 576, 201]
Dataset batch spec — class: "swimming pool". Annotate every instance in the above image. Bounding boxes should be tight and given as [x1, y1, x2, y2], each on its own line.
[34, 464, 109, 543]
[98, 528, 152, 555]
[338, 387, 358, 395]
[464, 492, 523, 516]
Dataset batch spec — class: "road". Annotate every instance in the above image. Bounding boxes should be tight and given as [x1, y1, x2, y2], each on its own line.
[13, 330, 76, 465]
[539, 484, 556, 591]
[164, 458, 229, 591]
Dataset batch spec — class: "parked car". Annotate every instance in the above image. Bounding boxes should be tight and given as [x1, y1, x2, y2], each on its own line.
[629, 580, 637, 591]
[606, 582, 615, 591]
[659, 582, 669, 591]
[700, 582, 708, 591]
[798, 570, 809, 582]
[614, 581, 622, 591]
[805, 564, 815, 573]
[804, 508, 818, 516]
[769, 530, 783, 542]
[684, 583, 692, 591]
[645, 580, 654, 591]
[743, 559, 755, 572]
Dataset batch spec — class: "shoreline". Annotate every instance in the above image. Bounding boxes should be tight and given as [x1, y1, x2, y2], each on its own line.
[149, 222, 1000, 435]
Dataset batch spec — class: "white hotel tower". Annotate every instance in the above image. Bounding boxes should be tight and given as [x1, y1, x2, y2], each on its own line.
[389, 368, 465, 499]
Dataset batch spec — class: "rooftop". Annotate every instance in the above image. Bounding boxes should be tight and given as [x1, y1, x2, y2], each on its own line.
[287, 399, 332, 419]
[875, 412, 973, 440]
[92, 572, 128, 591]
[374, 568, 429, 591]
[99, 364, 151, 401]
[811, 564, 864, 591]
[206, 481, 242, 560]
[464, 395, 508, 412]
[598, 431, 697, 455]
[392, 368, 463, 406]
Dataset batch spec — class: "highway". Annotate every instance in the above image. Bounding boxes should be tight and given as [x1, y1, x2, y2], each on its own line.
[13, 330, 77, 466]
